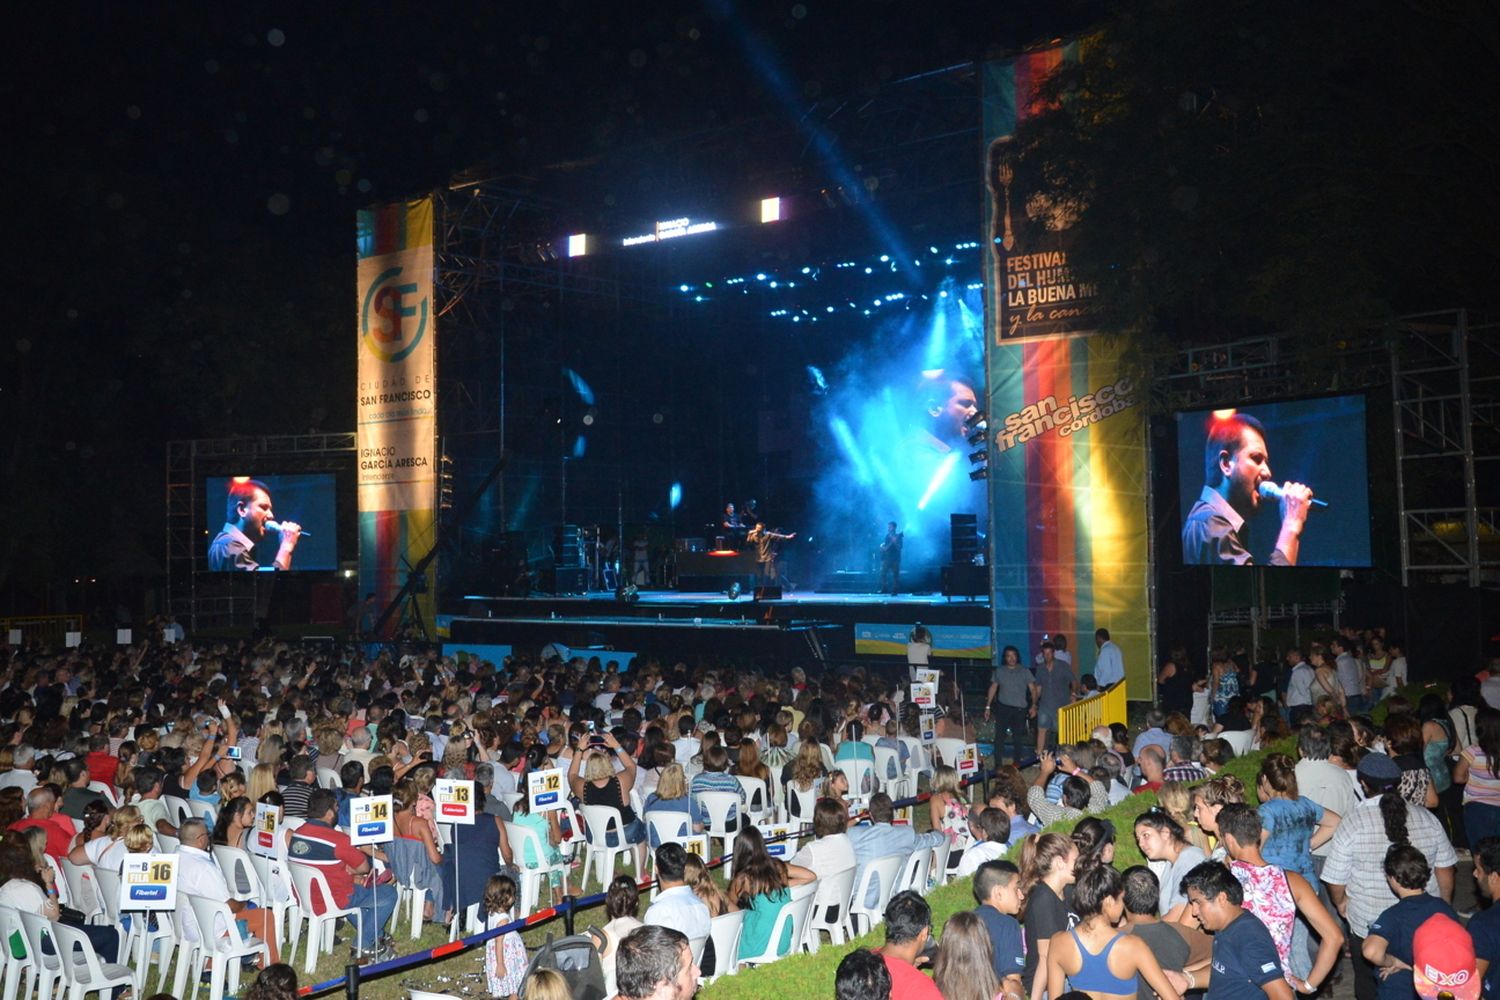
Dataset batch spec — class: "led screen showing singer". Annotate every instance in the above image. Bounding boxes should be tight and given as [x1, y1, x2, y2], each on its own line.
[205, 474, 337, 571]
[1176, 395, 1371, 568]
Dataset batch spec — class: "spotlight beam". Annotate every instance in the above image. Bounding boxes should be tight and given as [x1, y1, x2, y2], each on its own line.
[917, 452, 960, 511]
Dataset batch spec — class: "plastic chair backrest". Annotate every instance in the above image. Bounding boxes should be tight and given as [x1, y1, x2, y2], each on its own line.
[503, 821, 558, 872]
[91, 865, 124, 925]
[809, 865, 856, 918]
[644, 810, 693, 850]
[698, 791, 739, 835]
[187, 799, 218, 825]
[156, 832, 181, 853]
[162, 795, 193, 828]
[894, 847, 931, 896]
[212, 844, 264, 902]
[87, 782, 118, 806]
[871, 747, 902, 783]
[48, 920, 120, 991]
[15, 909, 58, 974]
[59, 857, 98, 917]
[0, 903, 33, 970]
[734, 776, 768, 816]
[849, 854, 906, 924]
[743, 881, 816, 963]
[787, 783, 819, 826]
[186, 892, 248, 955]
[706, 909, 745, 978]
[288, 861, 343, 915]
[930, 837, 954, 888]
[578, 804, 625, 849]
[317, 768, 342, 790]
[933, 738, 968, 770]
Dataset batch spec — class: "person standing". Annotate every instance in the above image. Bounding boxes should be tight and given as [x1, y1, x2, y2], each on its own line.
[746, 522, 795, 586]
[1030, 640, 1077, 756]
[1362, 845, 1468, 1000]
[878, 522, 903, 594]
[1093, 628, 1125, 690]
[1284, 648, 1316, 718]
[985, 645, 1032, 767]
[1333, 638, 1368, 715]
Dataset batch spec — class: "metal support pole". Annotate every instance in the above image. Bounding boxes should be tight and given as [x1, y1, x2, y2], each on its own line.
[562, 894, 577, 936]
[1458, 312, 1481, 587]
[345, 962, 360, 1000]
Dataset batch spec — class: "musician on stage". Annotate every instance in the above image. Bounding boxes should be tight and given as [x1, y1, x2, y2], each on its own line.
[719, 503, 745, 548]
[746, 521, 795, 586]
[879, 521, 904, 594]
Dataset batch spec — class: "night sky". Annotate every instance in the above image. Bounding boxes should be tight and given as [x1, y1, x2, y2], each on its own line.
[3, 3, 1101, 603]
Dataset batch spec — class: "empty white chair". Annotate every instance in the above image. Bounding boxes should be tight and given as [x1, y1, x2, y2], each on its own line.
[59, 858, 99, 922]
[932, 738, 968, 771]
[892, 846, 932, 897]
[733, 776, 770, 824]
[737, 880, 817, 966]
[801, 865, 856, 953]
[183, 892, 270, 1000]
[504, 821, 569, 917]
[836, 759, 878, 809]
[287, 861, 365, 973]
[930, 837, 955, 890]
[786, 783, 819, 829]
[697, 792, 742, 874]
[848, 854, 906, 936]
[0, 904, 36, 1000]
[15, 909, 67, 1000]
[49, 919, 137, 1000]
[578, 804, 637, 891]
[702, 909, 745, 984]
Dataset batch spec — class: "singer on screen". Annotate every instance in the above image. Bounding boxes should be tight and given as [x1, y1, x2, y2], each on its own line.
[208, 478, 302, 571]
[1182, 412, 1315, 566]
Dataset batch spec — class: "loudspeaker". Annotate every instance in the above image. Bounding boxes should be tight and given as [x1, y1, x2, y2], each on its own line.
[553, 524, 583, 567]
[547, 566, 589, 595]
[950, 513, 979, 564]
[753, 585, 783, 601]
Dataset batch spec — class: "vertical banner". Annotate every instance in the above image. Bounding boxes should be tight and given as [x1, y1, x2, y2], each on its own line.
[357, 197, 438, 633]
[982, 46, 1153, 697]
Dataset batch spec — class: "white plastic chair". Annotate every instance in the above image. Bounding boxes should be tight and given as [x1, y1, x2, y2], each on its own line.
[930, 837, 955, 890]
[644, 809, 693, 851]
[578, 804, 637, 891]
[499, 791, 524, 812]
[504, 820, 570, 916]
[15, 909, 67, 1000]
[702, 909, 745, 984]
[786, 783, 819, 829]
[50, 919, 137, 1000]
[186, 799, 218, 825]
[59, 858, 99, 922]
[893, 846, 932, 897]
[287, 861, 365, 973]
[156, 831, 181, 854]
[932, 738, 968, 770]
[849, 854, 906, 936]
[162, 794, 193, 828]
[836, 759, 878, 809]
[0, 904, 36, 1000]
[899, 736, 933, 782]
[1218, 729, 1254, 756]
[801, 865, 856, 953]
[409, 991, 464, 1000]
[697, 792, 742, 874]
[183, 892, 270, 1000]
[316, 768, 342, 790]
[86, 782, 117, 807]
[248, 851, 301, 956]
[447, 901, 483, 943]
[85, 867, 131, 964]
[737, 881, 817, 966]
[733, 776, 770, 824]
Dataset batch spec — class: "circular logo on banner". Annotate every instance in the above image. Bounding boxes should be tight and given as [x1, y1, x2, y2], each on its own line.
[361, 265, 429, 363]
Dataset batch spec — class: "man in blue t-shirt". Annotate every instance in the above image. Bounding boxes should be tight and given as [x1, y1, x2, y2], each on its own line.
[1364, 846, 1463, 1000]
[971, 860, 1026, 992]
[1177, 861, 1294, 1000]
[1470, 837, 1500, 999]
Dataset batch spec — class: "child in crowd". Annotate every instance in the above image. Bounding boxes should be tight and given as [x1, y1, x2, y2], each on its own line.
[483, 874, 529, 999]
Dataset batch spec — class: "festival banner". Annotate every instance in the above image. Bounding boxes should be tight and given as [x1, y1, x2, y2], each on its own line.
[356, 196, 438, 632]
[982, 45, 1152, 697]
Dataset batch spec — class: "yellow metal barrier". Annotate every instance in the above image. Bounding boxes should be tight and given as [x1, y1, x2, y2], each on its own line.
[1057, 683, 1128, 744]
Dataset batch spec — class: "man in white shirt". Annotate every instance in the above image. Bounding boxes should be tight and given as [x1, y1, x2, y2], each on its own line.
[339, 726, 380, 779]
[670, 716, 700, 766]
[0, 744, 37, 794]
[1292, 726, 1359, 870]
[642, 843, 710, 943]
[175, 818, 281, 964]
[1284, 648, 1316, 715]
[1092, 628, 1125, 690]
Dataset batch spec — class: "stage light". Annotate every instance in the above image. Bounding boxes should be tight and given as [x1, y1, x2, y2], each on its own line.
[756, 272, 767, 281]
[969, 468, 989, 481]
[760, 197, 781, 223]
[615, 583, 639, 604]
[1212, 408, 1238, 420]
[669, 483, 682, 509]
[969, 448, 988, 463]
[679, 284, 690, 293]
[967, 428, 988, 447]
[964, 410, 987, 430]
[566, 234, 588, 257]
[726, 581, 742, 600]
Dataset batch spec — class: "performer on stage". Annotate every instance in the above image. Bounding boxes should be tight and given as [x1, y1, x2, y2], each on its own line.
[1181, 412, 1315, 566]
[746, 521, 795, 585]
[208, 479, 301, 571]
[879, 521, 904, 594]
[719, 503, 745, 548]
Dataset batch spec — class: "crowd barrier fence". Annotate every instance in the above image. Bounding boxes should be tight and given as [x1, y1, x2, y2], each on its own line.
[1056, 681, 1127, 744]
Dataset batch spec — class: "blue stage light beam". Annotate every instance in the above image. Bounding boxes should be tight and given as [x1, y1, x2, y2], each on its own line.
[707, 0, 912, 266]
[669, 483, 683, 510]
[829, 417, 873, 485]
[806, 365, 828, 393]
[562, 367, 595, 406]
[917, 452, 961, 511]
[572, 435, 587, 459]
[923, 294, 950, 373]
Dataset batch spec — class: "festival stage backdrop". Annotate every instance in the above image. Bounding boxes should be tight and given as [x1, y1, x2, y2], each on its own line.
[982, 45, 1153, 697]
[1174, 395, 1373, 567]
[356, 196, 438, 633]
[204, 474, 337, 571]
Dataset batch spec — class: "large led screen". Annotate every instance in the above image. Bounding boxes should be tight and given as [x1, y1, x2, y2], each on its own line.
[1175, 395, 1371, 568]
[205, 474, 338, 571]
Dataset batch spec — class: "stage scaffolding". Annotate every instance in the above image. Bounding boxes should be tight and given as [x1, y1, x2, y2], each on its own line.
[165, 433, 355, 630]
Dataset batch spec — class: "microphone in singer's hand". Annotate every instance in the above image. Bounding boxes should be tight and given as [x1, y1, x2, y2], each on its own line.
[266, 520, 311, 537]
[1257, 482, 1329, 508]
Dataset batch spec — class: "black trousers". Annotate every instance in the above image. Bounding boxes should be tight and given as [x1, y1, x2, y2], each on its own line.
[1350, 934, 1377, 1000]
[993, 703, 1030, 765]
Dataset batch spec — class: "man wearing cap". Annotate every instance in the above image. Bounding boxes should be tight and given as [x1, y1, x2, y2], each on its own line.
[1029, 640, 1077, 757]
[1363, 845, 1472, 1000]
[1323, 752, 1457, 1000]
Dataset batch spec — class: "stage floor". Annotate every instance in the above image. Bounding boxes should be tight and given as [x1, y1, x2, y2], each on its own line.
[465, 588, 985, 608]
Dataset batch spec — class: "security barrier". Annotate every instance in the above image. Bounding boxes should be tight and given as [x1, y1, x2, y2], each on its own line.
[1056, 682, 1127, 744]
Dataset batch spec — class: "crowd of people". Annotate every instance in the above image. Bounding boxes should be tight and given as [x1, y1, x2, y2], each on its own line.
[0, 623, 1495, 1000]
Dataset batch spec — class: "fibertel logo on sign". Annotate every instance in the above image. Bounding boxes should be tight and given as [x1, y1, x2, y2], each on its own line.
[361, 265, 428, 363]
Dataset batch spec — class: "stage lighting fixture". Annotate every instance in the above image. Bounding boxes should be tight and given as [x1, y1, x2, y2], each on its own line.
[615, 583, 639, 604]
[726, 582, 742, 600]
[566, 234, 588, 257]
[964, 410, 987, 430]
[969, 468, 989, 481]
[760, 197, 781, 223]
[968, 448, 988, 464]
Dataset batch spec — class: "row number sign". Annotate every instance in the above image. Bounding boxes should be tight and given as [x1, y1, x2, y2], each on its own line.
[528, 767, 567, 813]
[349, 794, 394, 846]
[434, 779, 476, 825]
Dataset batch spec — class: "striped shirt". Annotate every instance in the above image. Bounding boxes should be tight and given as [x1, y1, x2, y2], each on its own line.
[1321, 794, 1456, 936]
[1462, 747, 1500, 807]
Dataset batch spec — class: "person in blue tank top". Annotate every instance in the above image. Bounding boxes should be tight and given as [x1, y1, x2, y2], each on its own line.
[1046, 863, 1183, 1000]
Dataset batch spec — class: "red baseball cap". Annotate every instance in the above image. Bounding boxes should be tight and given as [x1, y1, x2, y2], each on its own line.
[1413, 913, 1479, 1000]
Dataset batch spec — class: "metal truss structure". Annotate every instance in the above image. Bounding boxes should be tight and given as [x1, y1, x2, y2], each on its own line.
[165, 433, 355, 630]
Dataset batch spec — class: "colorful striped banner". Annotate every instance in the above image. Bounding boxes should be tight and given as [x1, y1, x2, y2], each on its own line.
[356, 197, 437, 634]
[982, 46, 1152, 696]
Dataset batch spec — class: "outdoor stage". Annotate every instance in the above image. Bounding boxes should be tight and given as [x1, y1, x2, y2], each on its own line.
[445, 587, 991, 666]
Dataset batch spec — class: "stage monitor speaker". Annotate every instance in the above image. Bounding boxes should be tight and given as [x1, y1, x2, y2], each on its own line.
[547, 566, 589, 595]
[553, 524, 583, 568]
[753, 585, 783, 601]
[950, 513, 979, 564]
[942, 563, 986, 598]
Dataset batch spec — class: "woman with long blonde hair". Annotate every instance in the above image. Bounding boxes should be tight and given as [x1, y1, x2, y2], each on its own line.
[247, 763, 279, 805]
[1158, 781, 1212, 854]
[69, 803, 141, 870]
